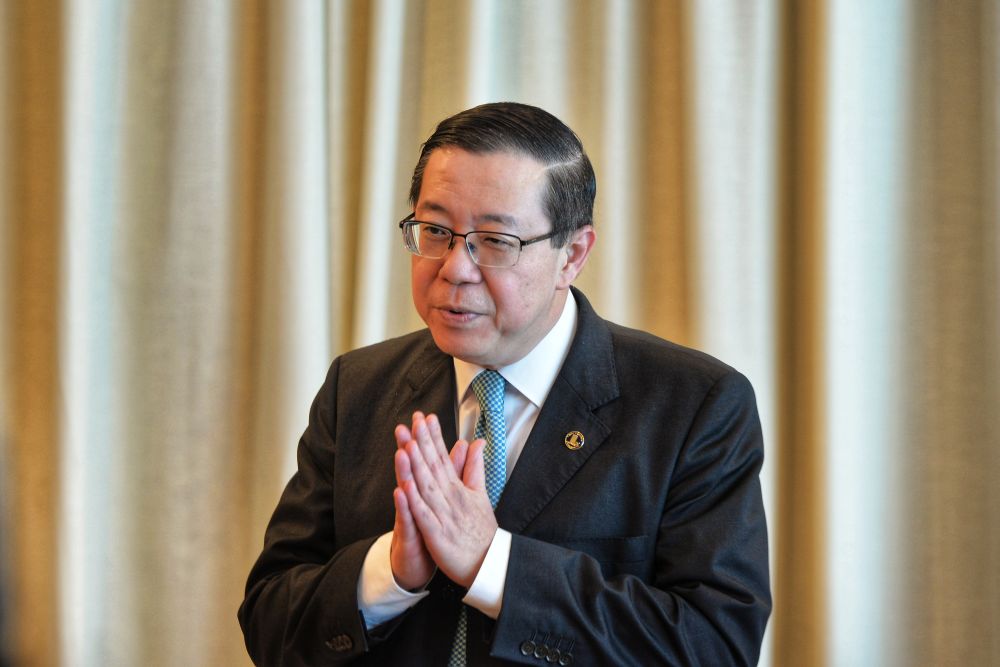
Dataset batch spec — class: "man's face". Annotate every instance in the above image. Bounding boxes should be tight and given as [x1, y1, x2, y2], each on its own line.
[410, 147, 592, 368]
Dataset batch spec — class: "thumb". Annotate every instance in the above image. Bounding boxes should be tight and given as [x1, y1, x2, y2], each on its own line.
[449, 439, 469, 477]
[463, 438, 487, 491]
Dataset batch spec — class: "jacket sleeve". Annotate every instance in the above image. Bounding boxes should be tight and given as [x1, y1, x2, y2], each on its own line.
[489, 370, 771, 666]
[237, 358, 402, 666]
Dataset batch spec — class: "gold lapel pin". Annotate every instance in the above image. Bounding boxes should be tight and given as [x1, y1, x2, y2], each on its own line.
[564, 431, 585, 450]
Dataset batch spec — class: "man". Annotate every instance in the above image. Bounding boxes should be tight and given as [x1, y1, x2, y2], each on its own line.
[239, 102, 770, 665]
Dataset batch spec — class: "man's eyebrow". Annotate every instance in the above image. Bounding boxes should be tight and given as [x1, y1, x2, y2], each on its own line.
[419, 201, 449, 215]
[475, 212, 519, 228]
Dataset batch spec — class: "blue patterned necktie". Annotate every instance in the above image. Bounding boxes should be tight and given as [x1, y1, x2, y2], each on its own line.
[448, 370, 506, 666]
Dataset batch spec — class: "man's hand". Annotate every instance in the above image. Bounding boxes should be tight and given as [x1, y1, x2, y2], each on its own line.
[393, 412, 498, 588]
[389, 412, 475, 590]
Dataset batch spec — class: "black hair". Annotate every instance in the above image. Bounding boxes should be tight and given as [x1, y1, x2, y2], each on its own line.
[409, 102, 596, 246]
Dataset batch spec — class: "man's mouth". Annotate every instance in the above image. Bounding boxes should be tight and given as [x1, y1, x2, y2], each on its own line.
[439, 303, 477, 315]
[436, 305, 482, 322]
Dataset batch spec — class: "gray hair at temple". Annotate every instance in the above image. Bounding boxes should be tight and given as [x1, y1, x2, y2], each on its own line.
[408, 102, 596, 247]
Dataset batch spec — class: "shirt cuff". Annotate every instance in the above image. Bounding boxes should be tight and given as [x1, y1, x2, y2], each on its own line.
[462, 528, 512, 620]
[357, 532, 430, 628]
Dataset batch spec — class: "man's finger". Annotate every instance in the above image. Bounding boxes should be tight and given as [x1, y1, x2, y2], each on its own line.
[393, 486, 416, 538]
[450, 439, 469, 477]
[411, 413, 451, 484]
[404, 438, 448, 515]
[400, 460, 441, 537]
[394, 423, 412, 449]
[395, 447, 413, 486]
[391, 486, 435, 591]
[463, 438, 487, 491]
[425, 413, 451, 460]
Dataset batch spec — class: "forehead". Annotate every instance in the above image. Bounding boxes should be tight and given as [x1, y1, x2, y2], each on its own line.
[417, 148, 549, 217]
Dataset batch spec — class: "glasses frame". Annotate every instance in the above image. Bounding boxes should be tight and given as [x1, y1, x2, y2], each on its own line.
[398, 214, 558, 268]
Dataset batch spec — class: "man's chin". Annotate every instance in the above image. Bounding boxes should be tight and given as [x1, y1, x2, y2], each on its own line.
[429, 330, 495, 366]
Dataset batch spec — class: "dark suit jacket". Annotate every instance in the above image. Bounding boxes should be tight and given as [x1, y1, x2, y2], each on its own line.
[239, 288, 770, 665]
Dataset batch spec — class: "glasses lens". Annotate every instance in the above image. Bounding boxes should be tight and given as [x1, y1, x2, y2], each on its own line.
[466, 232, 519, 268]
[404, 222, 451, 258]
[401, 222, 521, 267]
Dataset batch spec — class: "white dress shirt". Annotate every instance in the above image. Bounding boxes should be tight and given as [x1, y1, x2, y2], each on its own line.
[357, 291, 579, 628]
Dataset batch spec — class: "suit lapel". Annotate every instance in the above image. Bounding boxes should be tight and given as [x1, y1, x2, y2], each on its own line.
[496, 289, 620, 533]
[394, 337, 459, 447]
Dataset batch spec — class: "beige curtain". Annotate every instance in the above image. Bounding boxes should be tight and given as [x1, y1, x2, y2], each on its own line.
[1, 1, 997, 665]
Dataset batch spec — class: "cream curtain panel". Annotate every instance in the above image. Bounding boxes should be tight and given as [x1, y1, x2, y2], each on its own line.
[1, 1, 997, 666]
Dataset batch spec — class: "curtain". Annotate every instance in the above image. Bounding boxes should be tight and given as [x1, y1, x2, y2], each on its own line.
[1, 1, 997, 665]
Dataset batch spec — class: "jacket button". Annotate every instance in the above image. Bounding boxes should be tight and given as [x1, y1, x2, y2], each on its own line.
[520, 640, 535, 656]
[534, 643, 549, 660]
[546, 647, 561, 663]
[559, 652, 573, 666]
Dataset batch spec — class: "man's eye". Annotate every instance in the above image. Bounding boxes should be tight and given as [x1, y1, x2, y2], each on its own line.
[421, 225, 450, 238]
[481, 235, 516, 249]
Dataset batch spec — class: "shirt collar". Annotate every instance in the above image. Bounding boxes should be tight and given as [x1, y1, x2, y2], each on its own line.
[454, 291, 578, 407]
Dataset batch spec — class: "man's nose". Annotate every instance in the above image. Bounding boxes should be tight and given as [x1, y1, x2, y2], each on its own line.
[438, 237, 482, 282]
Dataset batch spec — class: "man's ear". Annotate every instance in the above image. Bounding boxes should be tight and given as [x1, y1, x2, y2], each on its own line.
[556, 225, 596, 288]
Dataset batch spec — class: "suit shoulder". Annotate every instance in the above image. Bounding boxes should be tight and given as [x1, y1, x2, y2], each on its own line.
[335, 328, 439, 379]
[605, 321, 749, 389]
[338, 328, 434, 362]
[310, 328, 447, 420]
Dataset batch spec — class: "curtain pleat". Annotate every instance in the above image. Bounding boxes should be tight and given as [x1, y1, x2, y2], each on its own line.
[2, 2, 65, 666]
[773, 1, 827, 664]
[903, 3, 999, 664]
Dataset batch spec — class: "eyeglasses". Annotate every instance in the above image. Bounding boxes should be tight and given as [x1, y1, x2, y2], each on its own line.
[398, 214, 557, 268]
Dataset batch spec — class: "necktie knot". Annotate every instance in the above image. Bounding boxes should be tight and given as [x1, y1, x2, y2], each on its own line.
[471, 370, 505, 415]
